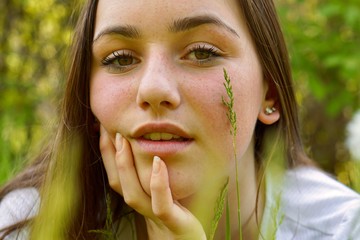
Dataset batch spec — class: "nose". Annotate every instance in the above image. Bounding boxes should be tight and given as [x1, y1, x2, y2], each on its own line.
[136, 55, 181, 112]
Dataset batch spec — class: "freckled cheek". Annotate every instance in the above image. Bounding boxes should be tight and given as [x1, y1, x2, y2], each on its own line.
[182, 76, 231, 138]
[185, 84, 235, 174]
[90, 76, 133, 129]
[182, 69, 262, 159]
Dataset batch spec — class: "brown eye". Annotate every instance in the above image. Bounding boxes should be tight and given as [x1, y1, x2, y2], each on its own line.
[183, 44, 221, 66]
[194, 50, 211, 60]
[101, 50, 140, 73]
[116, 55, 134, 66]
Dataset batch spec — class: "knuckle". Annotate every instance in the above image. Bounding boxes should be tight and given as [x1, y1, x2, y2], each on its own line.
[153, 208, 172, 222]
[108, 179, 119, 189]
[108, 179, 122, 194]
[123, 194, 140, 208]
[152, 201, 173, 221]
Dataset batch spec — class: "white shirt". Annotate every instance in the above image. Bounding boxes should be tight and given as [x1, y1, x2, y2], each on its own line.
[0, 188, 39, 239]
[261, 166, 360, 239]
[1, 167, 359, 239]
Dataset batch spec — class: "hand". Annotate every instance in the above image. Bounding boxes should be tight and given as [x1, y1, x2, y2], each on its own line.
[100, 126, 207, 239]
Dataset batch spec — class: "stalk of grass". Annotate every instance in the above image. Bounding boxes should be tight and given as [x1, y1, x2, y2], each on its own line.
[209, 178, 229, 240]
[221, 68, 242, 240]
[89, 193, 116, 240]
[270, 193, 284, 240]
[225, 197, 231, 240]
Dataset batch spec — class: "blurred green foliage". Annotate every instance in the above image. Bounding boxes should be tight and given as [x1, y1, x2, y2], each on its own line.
[0, 0, 359, 186]
[277, 0, 360, 179]
[0, 0, 74, 184]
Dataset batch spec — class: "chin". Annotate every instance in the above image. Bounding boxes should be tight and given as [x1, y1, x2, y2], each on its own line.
[169, 181, 198, 200]
[138, 169, 200, 201]
[167, 169, 203, 200]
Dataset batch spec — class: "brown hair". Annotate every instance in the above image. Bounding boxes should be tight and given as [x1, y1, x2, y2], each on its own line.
[240, 0, 311, 167]
[0, 0, 311, 238]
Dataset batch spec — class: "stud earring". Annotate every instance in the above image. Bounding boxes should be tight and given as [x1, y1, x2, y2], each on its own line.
[265, 106, 276, 115]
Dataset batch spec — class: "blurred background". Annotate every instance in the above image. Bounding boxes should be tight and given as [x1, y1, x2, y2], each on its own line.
[0, 0, 359, 189]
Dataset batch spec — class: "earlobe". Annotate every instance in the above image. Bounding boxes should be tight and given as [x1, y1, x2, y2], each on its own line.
[259, 77, 280, 125]
[258, 101, 280, 125]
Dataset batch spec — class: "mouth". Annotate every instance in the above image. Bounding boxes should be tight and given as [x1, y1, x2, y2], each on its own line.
[132, 122, 193, 140]
[142, 132, 189, 141]
[131, 123, 193, 157]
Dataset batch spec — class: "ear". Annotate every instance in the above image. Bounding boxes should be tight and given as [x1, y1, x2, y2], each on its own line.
[258, 80, 280, 125]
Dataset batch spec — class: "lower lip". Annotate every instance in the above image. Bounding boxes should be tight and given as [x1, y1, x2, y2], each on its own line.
[135, 138, 193, 158]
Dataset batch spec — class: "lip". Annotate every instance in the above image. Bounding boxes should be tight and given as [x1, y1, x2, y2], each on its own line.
[131, 122, 193, 157]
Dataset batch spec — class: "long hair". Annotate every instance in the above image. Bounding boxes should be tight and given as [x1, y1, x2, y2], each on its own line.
[27, 0, 123, 238]
[239, 0, 311, 167]
[1, 0, 116, 238]
[0, 0, 311, 238]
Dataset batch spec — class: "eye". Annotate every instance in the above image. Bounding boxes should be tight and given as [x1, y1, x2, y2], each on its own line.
[183, 44, 221, 66]
[101, 50, 140, 73]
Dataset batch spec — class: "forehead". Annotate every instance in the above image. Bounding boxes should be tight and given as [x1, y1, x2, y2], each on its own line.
[94, 0, 246, 37]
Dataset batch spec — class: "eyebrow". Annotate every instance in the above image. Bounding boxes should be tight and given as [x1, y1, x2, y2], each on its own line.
[93, 25, 141, 42]
[169, 15, 239, 37]
[93, 15, 239, 43]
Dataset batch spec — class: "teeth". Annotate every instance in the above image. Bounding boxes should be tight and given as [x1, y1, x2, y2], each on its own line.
[161, 133, 173, 140]
[145, 132, 161, 140]
[143, 132, 183, 141]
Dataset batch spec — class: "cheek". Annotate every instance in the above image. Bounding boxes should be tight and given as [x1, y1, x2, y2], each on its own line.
[181, 72, 235, 164]
[90, 74, 133, 129]
[182, 67, 264, 160]
[182, 69, 262, 135]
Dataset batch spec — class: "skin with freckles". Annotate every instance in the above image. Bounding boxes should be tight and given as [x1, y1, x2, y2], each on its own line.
[91, 0, 280, 238]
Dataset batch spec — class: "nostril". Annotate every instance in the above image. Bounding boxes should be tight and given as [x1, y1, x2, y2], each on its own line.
[160, 101, 172, 107]
[140, 101, 151, 108]
[145, 100, 173, 109]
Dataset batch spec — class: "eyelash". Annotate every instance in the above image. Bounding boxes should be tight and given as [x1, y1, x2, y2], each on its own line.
[185, 44, 221, 65]
[100, 44, 221, 73]
[101, 50, 138, 72]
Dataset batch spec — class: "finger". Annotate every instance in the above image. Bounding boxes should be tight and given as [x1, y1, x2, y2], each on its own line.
[150, 156, 174, 219]
[150, 156, 205, 237]
[99, 125, 122, 194]
[115, 133, 154, 217]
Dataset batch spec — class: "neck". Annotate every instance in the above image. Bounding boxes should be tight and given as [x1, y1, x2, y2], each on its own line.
[214, 170, 265, 240]
[180, 158, 265, 239]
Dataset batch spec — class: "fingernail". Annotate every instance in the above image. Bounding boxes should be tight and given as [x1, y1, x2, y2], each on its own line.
[153, 156, 161, 174]
[116, 133, 123, 151]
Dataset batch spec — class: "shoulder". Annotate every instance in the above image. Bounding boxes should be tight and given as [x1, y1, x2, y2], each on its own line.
[283, 166, 360, 206]
[278, 166, 360, 239]
[0, 188, 40, 237]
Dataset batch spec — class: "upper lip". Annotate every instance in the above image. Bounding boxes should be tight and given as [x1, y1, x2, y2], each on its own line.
[131, 122, 192, 139]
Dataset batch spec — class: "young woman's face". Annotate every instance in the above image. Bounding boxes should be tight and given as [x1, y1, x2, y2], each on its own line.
[90, 0, 268, 200]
